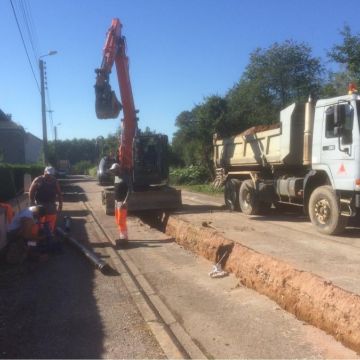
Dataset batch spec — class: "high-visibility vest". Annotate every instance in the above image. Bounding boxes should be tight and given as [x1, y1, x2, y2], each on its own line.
[0, 203, 14, 224]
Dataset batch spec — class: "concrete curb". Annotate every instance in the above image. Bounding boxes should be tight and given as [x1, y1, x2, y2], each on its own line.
[165, 215, 360, 354]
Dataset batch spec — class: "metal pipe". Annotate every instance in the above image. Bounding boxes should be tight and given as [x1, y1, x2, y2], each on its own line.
[303, 96, 314, 165]
[56, 227, 107, 271]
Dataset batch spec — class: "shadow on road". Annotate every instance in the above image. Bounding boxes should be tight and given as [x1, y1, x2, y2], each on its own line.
[117, 238, 175, 250]
[175, 203, 226, 214]
[250, 211, 308, 223]
[59, 176, 95, 183]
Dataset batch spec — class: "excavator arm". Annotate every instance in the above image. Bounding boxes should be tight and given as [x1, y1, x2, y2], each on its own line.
[95, 19, 182, 214]
[95, 18, 137, 172]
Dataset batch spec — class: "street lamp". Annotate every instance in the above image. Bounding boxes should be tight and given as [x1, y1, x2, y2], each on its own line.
[96, 136, 105, 161]
[39, 50, 58, 165]
[54, 122, 61, 142]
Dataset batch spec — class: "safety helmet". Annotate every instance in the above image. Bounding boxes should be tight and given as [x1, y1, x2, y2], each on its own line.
[109, 163, 121, 172]
[44, 166, 56, 176]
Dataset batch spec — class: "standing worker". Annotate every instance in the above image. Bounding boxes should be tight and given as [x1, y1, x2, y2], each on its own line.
[29, 166, 63, 233]
[109, 163, 130, 245]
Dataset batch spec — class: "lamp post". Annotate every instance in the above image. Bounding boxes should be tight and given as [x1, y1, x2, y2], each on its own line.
[96, 136, 105, 162]
[39, 50, 57, 165]
[54, 123, 61, 142]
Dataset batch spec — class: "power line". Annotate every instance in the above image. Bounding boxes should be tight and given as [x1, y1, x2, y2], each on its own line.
[9, 0, 40, 92]
[19, 0, 39, 64]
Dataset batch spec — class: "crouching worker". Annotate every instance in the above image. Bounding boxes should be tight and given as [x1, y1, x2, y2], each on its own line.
[109, 163, 130, 245]
[4, 205, 47, 264]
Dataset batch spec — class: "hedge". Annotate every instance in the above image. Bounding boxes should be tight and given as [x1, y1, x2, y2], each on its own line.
[169, 165, 211, 185]
[0, 164, 43, 202]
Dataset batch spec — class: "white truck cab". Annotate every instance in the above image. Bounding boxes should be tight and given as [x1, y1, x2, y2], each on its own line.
[312, 94, 360, 193]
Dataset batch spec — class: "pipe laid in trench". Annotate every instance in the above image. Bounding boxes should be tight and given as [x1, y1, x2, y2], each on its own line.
[56, 227, 107, 271]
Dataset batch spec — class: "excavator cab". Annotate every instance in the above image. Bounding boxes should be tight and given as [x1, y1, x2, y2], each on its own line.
[133, 134, 169, 187]
[95, 71, 122, 119]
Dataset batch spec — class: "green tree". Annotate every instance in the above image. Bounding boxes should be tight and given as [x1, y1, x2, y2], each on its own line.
[320, 71, 352, 98]
[227, 40, 324, 131]
[171, 111, 201, 166]
[171, 96, 228, 173]
[193, 95, 228, 174]
[328, 25, 360, 84]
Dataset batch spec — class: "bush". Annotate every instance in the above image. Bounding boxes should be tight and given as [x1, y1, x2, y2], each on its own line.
[88, 166, 98, 178]
[0, 163, 43, 201]
[72, 161, 94, 175]
[169, 165, 211, 185]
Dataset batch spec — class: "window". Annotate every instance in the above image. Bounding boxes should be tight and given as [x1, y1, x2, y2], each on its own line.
[325, 106, 335, 138]
[325, 103, 353, 143]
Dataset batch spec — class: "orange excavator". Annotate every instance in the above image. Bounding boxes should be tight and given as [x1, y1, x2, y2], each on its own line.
[95, 18, 181, 213]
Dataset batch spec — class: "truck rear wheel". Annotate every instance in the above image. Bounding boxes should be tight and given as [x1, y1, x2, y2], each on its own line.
[224, 178, 240, 211]
[239, 179, 260, 215]
[308, 185, 348, 235]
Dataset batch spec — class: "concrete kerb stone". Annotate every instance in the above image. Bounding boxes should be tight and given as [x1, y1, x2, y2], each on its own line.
[164, 215, 360, 354]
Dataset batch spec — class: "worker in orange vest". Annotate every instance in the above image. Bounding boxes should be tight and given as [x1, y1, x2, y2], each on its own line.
[109, 163, 130, 245]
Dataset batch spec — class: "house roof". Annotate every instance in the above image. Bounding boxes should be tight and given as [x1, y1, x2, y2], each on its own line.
[0, 109, 24, 131]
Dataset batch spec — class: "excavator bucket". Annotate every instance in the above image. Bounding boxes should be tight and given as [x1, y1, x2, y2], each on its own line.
[95, 81, 122, 119]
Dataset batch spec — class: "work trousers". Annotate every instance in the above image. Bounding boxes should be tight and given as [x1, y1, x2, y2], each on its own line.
[37, 202, 57, 232]
[40, 214, 57, 233]
[115, 201, 128, 238]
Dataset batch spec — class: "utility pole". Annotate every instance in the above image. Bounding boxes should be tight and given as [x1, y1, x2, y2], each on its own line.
[54, 124, 57, 163]
[39, 50, 57, 165]
[39, 59, 48, 165]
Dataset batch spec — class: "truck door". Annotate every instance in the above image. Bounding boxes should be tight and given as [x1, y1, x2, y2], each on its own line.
[320, 103, 355, 190]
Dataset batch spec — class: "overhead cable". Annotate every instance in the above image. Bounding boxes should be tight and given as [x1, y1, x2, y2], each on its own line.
[9, 0, 40, 92]
[19, 0, 39, 64]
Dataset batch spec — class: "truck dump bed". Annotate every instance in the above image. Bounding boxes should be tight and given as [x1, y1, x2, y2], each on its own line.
[214, 103, 305, 169]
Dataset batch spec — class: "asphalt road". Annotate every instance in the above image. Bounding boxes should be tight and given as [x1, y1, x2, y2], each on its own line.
[0, 176, 358, 358]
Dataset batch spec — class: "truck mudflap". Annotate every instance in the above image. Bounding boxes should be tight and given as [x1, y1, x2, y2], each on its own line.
[102, 186, 182, 214]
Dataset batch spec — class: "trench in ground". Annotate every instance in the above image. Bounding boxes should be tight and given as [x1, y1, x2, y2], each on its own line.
[136, 210, 360, 355]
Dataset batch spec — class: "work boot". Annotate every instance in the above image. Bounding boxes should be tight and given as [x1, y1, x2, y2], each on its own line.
[116, 238, 128, 247]
[116, 233, 128, 247]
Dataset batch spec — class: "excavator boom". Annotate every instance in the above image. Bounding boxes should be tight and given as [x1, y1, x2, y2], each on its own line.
[95, 18, 137, 171]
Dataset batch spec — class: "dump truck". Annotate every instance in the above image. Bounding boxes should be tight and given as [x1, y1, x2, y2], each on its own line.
[95, 18, 181, 214]
[214, 86, 360, 235]
[56, 159, 70, 177]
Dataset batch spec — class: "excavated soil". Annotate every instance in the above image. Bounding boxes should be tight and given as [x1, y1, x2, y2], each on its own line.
[165, 216, 360, 354]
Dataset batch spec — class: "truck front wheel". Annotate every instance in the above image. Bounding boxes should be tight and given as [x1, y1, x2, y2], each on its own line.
[239, 180, 260, 215]
[308, 185, 348, 235]
[224, 178, 240, 211]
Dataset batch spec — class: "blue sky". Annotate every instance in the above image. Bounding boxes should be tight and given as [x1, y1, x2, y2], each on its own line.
[1, 0, 359, 142]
